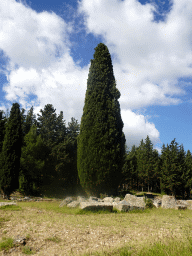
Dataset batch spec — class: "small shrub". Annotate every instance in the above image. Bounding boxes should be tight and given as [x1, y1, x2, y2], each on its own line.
[145, 199, 155, 209]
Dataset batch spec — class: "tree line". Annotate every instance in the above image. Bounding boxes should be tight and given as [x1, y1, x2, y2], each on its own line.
[122, 135, 192, 199]
[0, 103, 82, 198]
[0, 42, 191, 199]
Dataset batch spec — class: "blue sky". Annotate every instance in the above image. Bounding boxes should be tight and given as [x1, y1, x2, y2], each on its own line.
[0, 0, 192, 156]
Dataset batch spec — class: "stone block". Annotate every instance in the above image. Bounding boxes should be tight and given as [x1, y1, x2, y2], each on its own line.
[103, 197, 114, 203]
[186, 200, 192, 210]
[162, 195, 176, 209]
[79, 202, 113, 212]
[124, 194, 145, 209]
[67, 201, 80, 208]
[59, 196, 73, 207]
[113, 200, 130, 212]
[175, 205, 187, 210]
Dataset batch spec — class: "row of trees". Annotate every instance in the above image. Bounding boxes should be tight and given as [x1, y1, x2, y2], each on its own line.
[0, 43, 191, 199]
[122, 136, 192, 199]
[0, 102, 192, 199]
[0, 103, 82, 198]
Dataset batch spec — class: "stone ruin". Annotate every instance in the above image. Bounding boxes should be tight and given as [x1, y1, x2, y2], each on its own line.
[1, 193, 192, 212]
[59, 194, 192, 212]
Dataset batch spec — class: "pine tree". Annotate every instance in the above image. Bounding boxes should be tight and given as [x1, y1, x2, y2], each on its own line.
[19, 124, 46, 196]
[121, 145, 138, 192]
[151, 149, 161, 193]
[77, 43, 126, 197]
[36, 104, 66, 185]
[176, 144, 187, 198]
[143, 135, 155, 192]
[23, 106, 37, 137]
[0, 103, 22, 199]
[184, 150, 192, 198]
[160, 139, 182, 196]
[136, 139, 146, 192]
[51, 117, 81, 195]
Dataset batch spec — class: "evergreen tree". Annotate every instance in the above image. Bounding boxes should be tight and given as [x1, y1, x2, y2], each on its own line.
[184, 150, 192, 198]
[143, 135, 155, 192]
[77, 43, 126, 197]
[150, 149, 161, 193]
[0, 103, 22, 199]
[36, 104, 68, 187]
[121, 145, 139, 192]
[23, 106, 37, 137]
[19, 124, 46, 196]
[0, 110, 7, 152]
[176, 144, 187, 198]
[36, 104, 59, 148]
[0, 110, 7, 177]
[135, 139, 146, 192]
[50, 117, 81, 195]
[160, 139, 182, 197]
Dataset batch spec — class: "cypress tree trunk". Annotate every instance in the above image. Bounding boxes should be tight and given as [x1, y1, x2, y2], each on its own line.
[0, 103, 22, 199]
[77, 43, 126, 197]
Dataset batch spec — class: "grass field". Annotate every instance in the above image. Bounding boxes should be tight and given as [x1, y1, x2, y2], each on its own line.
[0, 190, 192, 255]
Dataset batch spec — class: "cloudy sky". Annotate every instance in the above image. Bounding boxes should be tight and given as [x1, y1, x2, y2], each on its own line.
[0, 0, 192, 156]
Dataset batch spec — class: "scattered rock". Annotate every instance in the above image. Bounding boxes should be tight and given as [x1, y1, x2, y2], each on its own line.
[13, 236, 26, 246]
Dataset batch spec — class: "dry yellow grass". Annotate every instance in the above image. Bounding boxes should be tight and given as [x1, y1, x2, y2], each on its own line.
[0, 197, 192, 256]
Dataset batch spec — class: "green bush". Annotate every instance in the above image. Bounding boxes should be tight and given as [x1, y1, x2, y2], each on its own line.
[145, 199, 155, 209]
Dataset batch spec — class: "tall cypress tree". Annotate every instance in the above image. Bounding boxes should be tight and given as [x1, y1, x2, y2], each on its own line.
[0, 103, 22, 199]
[0, 110, 7, 152]
[77, 43, 126, 197]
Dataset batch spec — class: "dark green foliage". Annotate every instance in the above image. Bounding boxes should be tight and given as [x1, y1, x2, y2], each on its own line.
[0, 103, 22, 198]
[136, 139, 146, 192]
[184, 150, 192, 198]
[36, 104, 67, 185]
[22, 106, 37, 139]
[0, 111, 7, 152]
[121, 145, 139, 191]
[19, 124, 46, 196]
[77, 43, 126, 197]
[160, 139, 182, 197]
[145, 199, 155, 209]
[51, 117, 82, 195]
[150, 149, 161, 193]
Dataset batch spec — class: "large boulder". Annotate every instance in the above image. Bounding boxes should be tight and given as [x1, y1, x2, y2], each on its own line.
[161, 195, 176, 209]
[103, 197, 115, 203]
[67, 201, 80, 208]
[124, 194, 145, 210]
[186, 200, 192, 210]
[153, 197, 162, 208]
[59, 197, 73, 207]
[113, 200, 130, 212]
